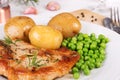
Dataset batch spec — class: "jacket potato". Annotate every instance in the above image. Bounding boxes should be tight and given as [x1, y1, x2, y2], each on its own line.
[48, 12, 81, 38]
[4, 16, 36, 42]
[29, 25, 63, 49]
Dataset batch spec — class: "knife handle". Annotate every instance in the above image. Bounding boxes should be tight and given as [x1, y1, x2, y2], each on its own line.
[103, 17, 113, 29]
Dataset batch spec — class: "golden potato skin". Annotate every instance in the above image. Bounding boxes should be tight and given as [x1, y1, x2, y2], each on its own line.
[29, 25, 63, 49]
[48, 12, 81, 38]
[4, 16, 36, 42]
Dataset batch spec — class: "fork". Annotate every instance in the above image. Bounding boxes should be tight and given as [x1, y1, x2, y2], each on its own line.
[110, 7, 120, 34]
[103, 7, 120, 34]
[111, 7, 120, 27]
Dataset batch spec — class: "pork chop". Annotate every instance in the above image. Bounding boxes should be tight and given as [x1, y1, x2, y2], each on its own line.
[0, 40, 80, 80]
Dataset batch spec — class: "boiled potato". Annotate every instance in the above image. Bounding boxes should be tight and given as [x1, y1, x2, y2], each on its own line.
[48, 12, 81, 38]
[4, 16, 36, 42]
[29, 25, 63, 49]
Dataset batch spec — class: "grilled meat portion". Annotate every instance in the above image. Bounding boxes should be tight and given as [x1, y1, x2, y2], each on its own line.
[0, 40, 80, 80]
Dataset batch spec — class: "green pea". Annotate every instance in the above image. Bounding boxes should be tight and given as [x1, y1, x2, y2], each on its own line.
[81, 64, 86, 70]
[79, 59, 84, 64]
[98, 34, 105, 40]
[105, 37, 109, 43]
[99, 49, 105, 54]
[73, 72, 80, 79]
[77, 42, 83, 46]
[78, 33, 83, 36]
[89, 59, 96, 64]
[88, 52, 93, 57]
[100, 43, 106, 49]
[70, 44, 76, 50]
[61, 41, 67, 47]
[99, 47, 105, 51]
[89, 63, 95, 70]
[71, 40, 77, 44]
[90, 33, 96, 37]
[99, 54, 105, 60]
[83, 68, 90, 75]
[92, 54, 98, 59]
[81, 64, 89, 70]
[84, 43, 89, 48]
[84, 37, 91, 42]
[95, 62, 102, 68]
[85, 61, 90, 66]
[80, 55, 84, 60]
[90, 44, 96, 50]
[96, 58, 102, 63]
[68, 43, 76, 50]
[77, 49, 83, 55]
[96, 39, 101, 43]
[72, 67, 79, 73]
[92, 41, 97, 45]
[67, 37, 72, 42]
[84, 56, 90, 61]
[68, 42, 73, 48]
[101, 39, 106, 43]
[71, 37, 77, 44]
[83, 52, 88, 56]
[83, 48, 88, 52]
[77, 35, 84, 41]
[76, 44, 83, 50]
[91, 36, 96, 41]
[75, 62, 82, 69]
[95, 50, 99, 53]
[72, 36, 77, 41]
[61, 39, 69, 46]
[83, 34, 89, 38]
[88, 50, 94, 54]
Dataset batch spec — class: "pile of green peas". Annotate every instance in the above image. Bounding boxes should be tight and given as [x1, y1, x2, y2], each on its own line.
[61, 33, 109, 79]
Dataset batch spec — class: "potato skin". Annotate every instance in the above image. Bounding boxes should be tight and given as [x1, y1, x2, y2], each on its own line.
[4, 16, 36, 42]
[29, 25, 63, 49]
[48, 12, 81, 38]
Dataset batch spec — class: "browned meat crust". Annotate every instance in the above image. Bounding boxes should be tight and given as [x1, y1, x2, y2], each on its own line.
[0, 40, 80, 80]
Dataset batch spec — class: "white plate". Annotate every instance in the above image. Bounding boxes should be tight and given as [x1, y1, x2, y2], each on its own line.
[0, 21, 120, 80]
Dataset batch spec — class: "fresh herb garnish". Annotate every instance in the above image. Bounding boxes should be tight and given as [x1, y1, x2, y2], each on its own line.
[53, 58, 59, 63]
[4, 36, 14, 45]
[4, 36, 21, 45]
[14, 39, 21, 43]
[27, 52, 46, 68]
[15, 59, 21, 64]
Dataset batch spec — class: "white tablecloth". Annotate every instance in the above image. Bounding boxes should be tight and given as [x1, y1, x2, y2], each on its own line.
[9, 0, 112, 24]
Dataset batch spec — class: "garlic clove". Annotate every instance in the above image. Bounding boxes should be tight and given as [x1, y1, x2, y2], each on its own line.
[23, 6, 37, 15]
[46, 1, 60, 11]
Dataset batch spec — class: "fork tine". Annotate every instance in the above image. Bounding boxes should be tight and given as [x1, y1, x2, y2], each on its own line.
[111, 7, 120, 27]
[116, 7, 120, 27]
[117, 7, 120, 26]
[114, 7, 118, 26]
[111, 7, 115, 26]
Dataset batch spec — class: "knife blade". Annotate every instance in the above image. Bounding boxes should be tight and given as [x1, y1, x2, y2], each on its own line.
[103, 17, 120, 34]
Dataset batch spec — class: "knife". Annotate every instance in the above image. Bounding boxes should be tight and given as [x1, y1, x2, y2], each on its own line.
[103, 17, 120, 34]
